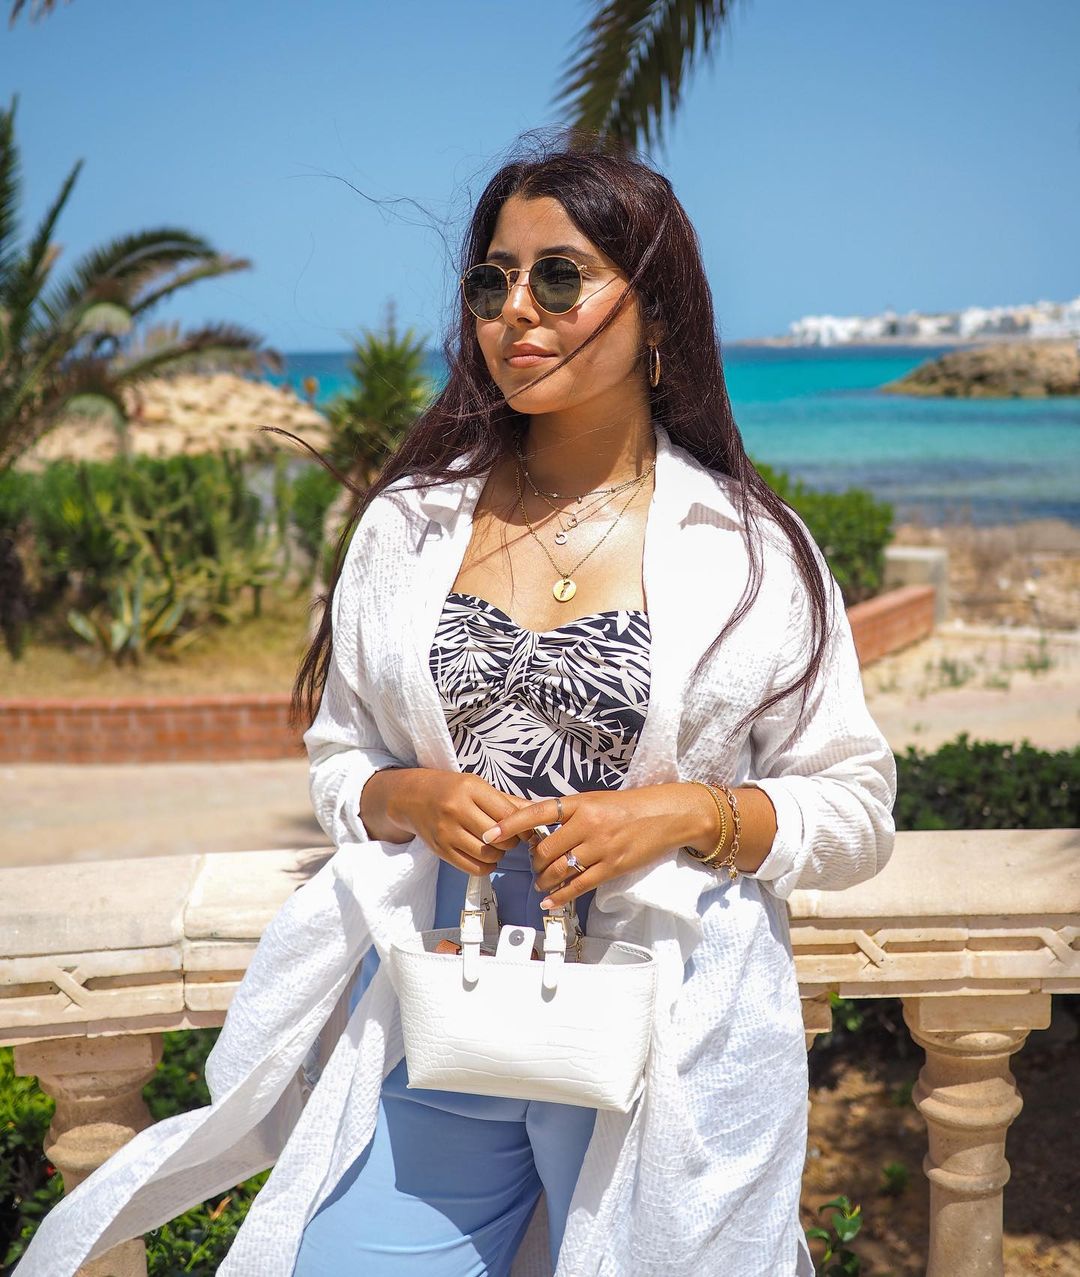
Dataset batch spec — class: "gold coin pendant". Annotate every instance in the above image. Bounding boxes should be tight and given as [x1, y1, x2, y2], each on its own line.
[553, 577, 577, 603]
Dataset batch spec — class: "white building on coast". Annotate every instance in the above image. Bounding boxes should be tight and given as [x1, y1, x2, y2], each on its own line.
[787, 295, 1080, 346]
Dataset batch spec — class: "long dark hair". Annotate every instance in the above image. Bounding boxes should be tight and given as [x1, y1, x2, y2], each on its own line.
[279, 131, 830, 745]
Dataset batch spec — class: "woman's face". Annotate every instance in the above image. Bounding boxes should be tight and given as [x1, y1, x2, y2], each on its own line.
[473, 193, 648, 416]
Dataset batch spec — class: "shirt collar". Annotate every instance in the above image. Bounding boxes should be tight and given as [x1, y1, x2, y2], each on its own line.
[412, 422, 745, 529]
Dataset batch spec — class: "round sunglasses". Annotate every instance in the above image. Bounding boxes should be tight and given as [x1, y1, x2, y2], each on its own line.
[460, 254, 619, 321]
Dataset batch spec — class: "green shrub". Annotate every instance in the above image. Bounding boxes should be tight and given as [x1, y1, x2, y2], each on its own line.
[895, 733, 1079, 830]
[1, 1046, 60, 1271]
[289, 464, 340, 577]
[754, 459, 894, 606]
[1, 453, 307, 660]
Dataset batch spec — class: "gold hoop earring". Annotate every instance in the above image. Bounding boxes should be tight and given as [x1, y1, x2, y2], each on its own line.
[648, 343, 661, 388]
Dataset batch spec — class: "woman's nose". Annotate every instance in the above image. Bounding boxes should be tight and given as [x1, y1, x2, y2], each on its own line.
[501, 274, 539, 325]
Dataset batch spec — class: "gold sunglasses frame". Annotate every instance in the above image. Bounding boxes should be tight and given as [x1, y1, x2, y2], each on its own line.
[459, 254, 620, 320]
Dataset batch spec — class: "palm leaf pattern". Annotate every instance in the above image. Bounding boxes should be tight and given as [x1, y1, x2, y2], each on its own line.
[429, 592, 651, 798]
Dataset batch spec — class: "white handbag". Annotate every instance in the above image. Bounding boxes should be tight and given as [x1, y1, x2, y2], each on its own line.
[388, 868, 658, 1112]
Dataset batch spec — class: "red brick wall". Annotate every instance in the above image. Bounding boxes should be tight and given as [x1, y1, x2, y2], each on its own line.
[846, 585, 936, 668]
[0, 693, 304, 764]
[0, 587, 936, 763]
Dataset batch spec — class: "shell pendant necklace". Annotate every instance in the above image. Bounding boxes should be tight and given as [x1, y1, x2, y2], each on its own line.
[514, 458, 649, 602]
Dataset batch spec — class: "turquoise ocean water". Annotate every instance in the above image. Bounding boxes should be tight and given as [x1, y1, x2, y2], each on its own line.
[261, 345, 1080, 526]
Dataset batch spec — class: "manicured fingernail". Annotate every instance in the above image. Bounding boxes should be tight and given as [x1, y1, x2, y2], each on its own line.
[481, 826, 501, 844]
[539, 897, 553, 909]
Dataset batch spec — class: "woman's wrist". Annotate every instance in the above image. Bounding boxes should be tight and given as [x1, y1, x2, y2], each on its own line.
[679, 780, 730, 859]
[359, 766, 421, 843]
[677, 781, 777, 876]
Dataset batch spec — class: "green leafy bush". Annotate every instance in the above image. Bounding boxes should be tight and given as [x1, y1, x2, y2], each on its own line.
[289, 464, 340, 579]
[754, 459, 894, 606]
[895, 733, 1079, 830]
[1, 452, 320, 658]
[806, 1194, 864, 1275]
[1, 1046, 60, 1271]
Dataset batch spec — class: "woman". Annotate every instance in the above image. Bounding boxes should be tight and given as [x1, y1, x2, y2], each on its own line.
[12, 138, 894, 1277]
[285, 139, 895, 1275]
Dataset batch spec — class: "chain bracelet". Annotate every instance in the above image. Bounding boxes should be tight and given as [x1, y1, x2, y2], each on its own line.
[715, 784, 741, 881]
[682, 780, 728, 865]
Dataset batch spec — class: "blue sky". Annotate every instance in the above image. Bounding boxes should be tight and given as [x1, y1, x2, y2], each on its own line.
[4, 0, 1079, 352]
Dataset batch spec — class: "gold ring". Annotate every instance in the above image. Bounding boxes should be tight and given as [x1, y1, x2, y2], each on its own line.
[554, 796, 564, 823]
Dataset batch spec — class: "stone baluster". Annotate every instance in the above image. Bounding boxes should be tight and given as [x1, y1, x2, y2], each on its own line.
[902, 992, 1051, 1277]
[14, 1032, 165, 1277]
[801, 991, 833, 1052]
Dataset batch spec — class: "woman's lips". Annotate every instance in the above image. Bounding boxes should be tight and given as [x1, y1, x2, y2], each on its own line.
[506, 353, 557, 367]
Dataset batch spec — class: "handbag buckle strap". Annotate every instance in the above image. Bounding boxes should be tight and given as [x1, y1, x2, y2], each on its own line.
[547, 904, 584, 960]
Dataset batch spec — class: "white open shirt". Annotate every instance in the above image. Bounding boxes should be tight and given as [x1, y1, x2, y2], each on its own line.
[15, 423, 895, 1277]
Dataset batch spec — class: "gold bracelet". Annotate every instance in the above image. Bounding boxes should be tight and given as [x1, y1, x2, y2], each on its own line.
[714, 784, 741, 881]
[682, 780, 728, 865]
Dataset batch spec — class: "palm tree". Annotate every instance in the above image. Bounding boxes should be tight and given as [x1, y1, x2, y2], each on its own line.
[553, 0, 743, 152]
[0, 92, 281, 475]
[7, 0, 69, 26]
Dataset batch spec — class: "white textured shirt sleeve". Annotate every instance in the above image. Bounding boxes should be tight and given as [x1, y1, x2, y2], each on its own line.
[302, 539, 405, 847]
[742, 554, 897, 900]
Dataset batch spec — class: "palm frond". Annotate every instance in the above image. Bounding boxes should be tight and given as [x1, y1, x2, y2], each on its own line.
[38, 228, 218, 324]
[128, 253, 253, 319]
[0, 95, 23, 286]
[3, 158, 82, 350]
[8, 0, 72, 28]
[110, 321, 283, 382]
[554, 0, 742, 152]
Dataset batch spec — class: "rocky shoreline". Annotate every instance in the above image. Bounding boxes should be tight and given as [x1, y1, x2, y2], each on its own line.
[14, 372, 332, 472]
[881, 338, 1080, 398]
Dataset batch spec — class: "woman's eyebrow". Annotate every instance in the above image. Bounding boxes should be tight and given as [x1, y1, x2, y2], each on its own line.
[486, 244, 602, 265]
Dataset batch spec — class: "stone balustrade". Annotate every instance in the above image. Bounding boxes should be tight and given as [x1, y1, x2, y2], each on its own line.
[1, 829, 1077, 1276]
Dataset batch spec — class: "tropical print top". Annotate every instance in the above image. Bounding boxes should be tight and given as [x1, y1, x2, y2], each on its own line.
[428, 591, 652, 801]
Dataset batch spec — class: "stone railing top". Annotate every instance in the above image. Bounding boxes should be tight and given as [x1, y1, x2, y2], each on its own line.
[1, 831, 1077, 1048]
[790, 828, 1079, 919]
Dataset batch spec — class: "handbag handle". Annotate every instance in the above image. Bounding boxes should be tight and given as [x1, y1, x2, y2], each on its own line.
[461, 871, 582, 991]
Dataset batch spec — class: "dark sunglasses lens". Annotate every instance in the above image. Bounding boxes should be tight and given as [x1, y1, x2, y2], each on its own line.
[531, 256, 582, 313]
[462, 265, 507, 319]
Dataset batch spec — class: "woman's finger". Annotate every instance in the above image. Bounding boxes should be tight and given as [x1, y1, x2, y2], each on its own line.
[529, 826, 578, 875]
[481, 795, 567, 846]
[533, 844, 591, 896]
[445, 847, 501, 877]
[537, 860, 605, 910]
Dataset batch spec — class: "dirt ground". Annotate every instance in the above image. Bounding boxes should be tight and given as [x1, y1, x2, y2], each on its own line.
[801, 999, 1080, 1276]
[892, 517, 1080, 631]
[861, 622, 1080, 752]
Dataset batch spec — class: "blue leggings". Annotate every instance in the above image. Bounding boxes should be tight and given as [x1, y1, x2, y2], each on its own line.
[291, 847, 598, 1276]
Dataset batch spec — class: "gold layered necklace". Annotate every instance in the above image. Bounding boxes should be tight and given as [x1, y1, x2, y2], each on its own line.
[516, 443, 654, 546]
[514, 457, 651, 603]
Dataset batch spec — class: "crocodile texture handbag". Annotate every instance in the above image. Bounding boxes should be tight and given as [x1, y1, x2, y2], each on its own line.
[388, 869, 658, 1112]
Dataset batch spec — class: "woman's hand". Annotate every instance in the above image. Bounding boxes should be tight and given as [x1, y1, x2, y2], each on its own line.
[480, 784, 712, 909]
[374, 769, 533, 877]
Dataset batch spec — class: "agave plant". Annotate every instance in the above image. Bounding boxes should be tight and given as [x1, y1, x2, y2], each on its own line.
[0, 92, 282, 477]
[66, 565, 205, 666]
